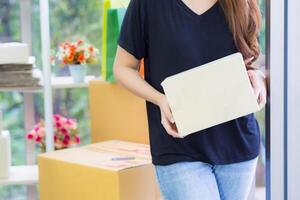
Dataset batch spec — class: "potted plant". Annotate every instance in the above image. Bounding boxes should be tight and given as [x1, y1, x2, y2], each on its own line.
[52, 39, 99, 83]
[26, 114, 80, 152]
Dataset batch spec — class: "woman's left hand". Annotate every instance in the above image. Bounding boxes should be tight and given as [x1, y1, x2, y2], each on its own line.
[247, 69, 267, 109]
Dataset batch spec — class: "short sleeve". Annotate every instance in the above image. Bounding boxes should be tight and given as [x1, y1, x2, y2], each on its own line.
[118, 0, 146, 60]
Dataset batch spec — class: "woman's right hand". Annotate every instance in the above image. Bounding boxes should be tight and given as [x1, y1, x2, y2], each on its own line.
[114, 46, 179, 138]
[157, 95, 180, 138]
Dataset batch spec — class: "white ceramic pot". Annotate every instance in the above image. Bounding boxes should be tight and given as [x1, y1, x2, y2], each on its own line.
[69, 64, 87, 83]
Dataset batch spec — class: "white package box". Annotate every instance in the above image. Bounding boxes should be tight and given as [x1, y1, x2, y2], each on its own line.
[161, 53, 261, 138]
[0, 43, 29, 64]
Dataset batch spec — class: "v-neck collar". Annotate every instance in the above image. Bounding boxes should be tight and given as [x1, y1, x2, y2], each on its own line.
[176, 0, 220, 20]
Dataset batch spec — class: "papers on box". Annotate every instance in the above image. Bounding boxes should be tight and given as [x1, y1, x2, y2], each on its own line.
[41, 143, 151, 171]
[42, 140, 151, 171]
[87, 140, 151, 160]
[161, 53, 260, 138]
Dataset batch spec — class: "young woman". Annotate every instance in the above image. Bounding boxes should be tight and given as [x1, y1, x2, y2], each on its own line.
[114, 0, 267, 199]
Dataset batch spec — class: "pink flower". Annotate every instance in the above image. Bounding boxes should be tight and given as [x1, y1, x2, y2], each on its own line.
[34, 126, 40, 132]
[53, 114, 61, 122]
[77, 39, 84, 45]
[65, 119, 73, 126]
[27, 114, 79, 150]
[64, 134, 70, 141]
[26, 132, 34, 140]
[37, 127, 45, 137]
[56, 122, 61, 128]
[75, 135, 80, 144]
[35, 135, 43, 143]
[61, 128, 68, 135]
[50, 56, 55, 66]
[62, 139, 70, 146]
[65, 118, 77, 129]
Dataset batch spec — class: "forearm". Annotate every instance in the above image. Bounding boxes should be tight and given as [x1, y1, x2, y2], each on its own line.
[114, 66, 163, 106]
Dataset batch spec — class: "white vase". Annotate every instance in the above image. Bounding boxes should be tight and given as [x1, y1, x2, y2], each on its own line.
[69, 64, 87, 83]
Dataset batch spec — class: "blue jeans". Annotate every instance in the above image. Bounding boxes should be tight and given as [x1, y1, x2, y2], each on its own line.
[154, 157, 258, 200]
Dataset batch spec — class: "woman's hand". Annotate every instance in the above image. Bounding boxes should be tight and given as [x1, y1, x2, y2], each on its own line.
[157, 95, 180, 138]
[247, 69, 267, 109]
[114, 46, 180, 138]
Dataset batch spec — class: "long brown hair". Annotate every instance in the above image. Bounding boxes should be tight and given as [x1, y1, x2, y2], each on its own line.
[219, 0, 262, 69]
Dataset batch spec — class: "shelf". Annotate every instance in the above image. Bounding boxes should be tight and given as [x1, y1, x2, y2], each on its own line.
[0, 165, 38, 186]
[0, 86, 42, 93]
[0, 76, 104, 92]
[51, 75, 101, 89]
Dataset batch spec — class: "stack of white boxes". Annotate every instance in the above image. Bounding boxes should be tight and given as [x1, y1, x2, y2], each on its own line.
[0, 43, 41, 89]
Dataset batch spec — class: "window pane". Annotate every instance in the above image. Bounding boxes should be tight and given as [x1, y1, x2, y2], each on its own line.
[0, 0, 21, 42]
[31, 0, 103, 75]
[0, 2, 27, 200]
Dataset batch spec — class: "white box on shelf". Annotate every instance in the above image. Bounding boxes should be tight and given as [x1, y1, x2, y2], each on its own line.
[161, 53, 261, 138]
[0, 130, 11, 179]
[0, 43, 29, 64]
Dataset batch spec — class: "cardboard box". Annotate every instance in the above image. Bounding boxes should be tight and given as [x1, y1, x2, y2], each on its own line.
[89, 81, 149, 144]
[161, 53, 261, 137]
[38, 140, 161, 200]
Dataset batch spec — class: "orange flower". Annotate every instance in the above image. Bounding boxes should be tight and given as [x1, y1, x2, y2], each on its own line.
[69, 49, 76, 57]
[68, 54, 74, 62]
[70, 44, 77, 52]
[77, 53, 85, 63]
[88, 45, 94, 53]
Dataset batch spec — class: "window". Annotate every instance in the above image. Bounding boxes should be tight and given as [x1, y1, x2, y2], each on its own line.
[0, 1, 103, 199]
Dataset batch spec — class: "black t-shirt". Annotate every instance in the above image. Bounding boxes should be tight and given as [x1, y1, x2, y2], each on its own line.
[118, 0, 261, 165]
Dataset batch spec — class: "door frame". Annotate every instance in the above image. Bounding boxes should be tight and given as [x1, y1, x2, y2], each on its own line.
[265, 0, 286, 199]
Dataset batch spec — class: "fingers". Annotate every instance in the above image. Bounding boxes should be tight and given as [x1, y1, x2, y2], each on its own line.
[247, 70, 260, 99]
[161, 114, 179, 138]
[258, 91, 267, 109]
[158, 95, 180, 138]
[163, 104, 175, 124]
[161, 107, 179, 138]
[247, 69, 267, 109]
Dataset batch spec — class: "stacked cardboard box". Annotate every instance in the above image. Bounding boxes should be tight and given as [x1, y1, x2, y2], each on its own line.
[0, 43, 41, 89]
[88, 81, 149, 144]
[38, 140, 162, 200]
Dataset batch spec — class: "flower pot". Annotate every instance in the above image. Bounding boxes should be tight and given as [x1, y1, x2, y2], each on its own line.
[39, 144, 70, 153]
[69, 64, 87, 83]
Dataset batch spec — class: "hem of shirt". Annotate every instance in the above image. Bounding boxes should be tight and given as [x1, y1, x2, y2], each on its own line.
[152, 150, 260, 166]
[117, 38, 144, 60]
